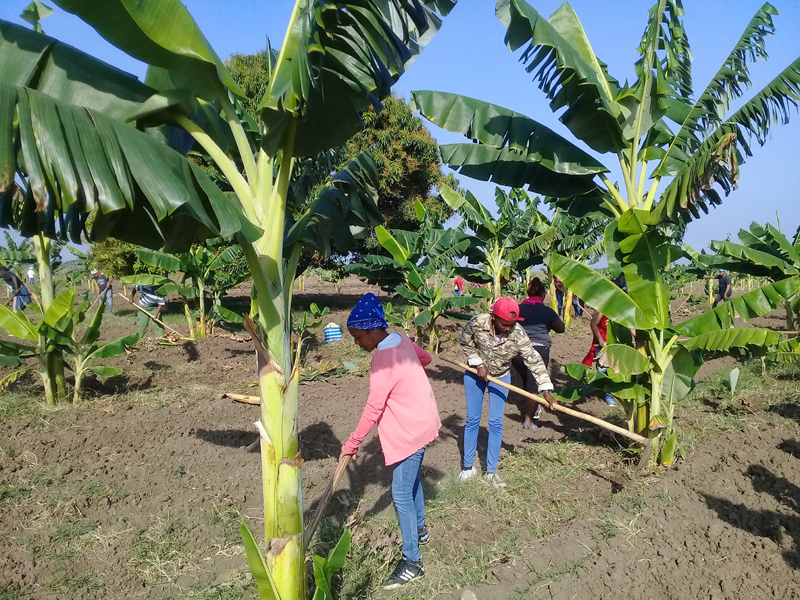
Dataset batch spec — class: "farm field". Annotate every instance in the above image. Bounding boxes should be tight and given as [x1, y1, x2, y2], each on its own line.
[2, 276, 800, 600]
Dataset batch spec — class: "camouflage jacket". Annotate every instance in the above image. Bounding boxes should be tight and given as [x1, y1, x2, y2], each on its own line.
[459, 313, 553, 391]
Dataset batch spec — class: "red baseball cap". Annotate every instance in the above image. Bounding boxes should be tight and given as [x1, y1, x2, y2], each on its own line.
[490, 297, 524, 322]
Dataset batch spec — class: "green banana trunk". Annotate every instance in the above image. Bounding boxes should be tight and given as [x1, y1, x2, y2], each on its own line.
[563, 289, 574, 328]
[33, 233, 66, 404]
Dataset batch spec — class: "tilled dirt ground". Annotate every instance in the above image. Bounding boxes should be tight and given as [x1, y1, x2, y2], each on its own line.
[1, 277, 799, 599]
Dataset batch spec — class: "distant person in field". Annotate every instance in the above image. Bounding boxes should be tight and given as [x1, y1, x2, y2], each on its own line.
[704, 269, 732, 307]
[340, 293, 440, 590]
[553, 275, 582, 318]
[1, 266, 31, 312]
[131, 284, 166, 337]
[91, 269, 113, 313]
[582, 275, 631, 407]
[459, 297, 556, 487]
[27, 266, 35, 286]
[453, 275, 464, 296]
[511, 277, 565, 429]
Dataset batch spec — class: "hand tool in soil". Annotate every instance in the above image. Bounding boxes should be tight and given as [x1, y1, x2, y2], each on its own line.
[116, 293, 190, 339]
[304, 453, 352, 546]
[440, 356, 654, 469]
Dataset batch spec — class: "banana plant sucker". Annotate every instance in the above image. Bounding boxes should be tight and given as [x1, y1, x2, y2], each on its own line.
[32, 232, 66, 404]
[487, 243, 505, 300]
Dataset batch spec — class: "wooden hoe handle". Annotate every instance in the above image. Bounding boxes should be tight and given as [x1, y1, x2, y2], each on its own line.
[440, 355, 650, 447]
[304, 453, 352, 545]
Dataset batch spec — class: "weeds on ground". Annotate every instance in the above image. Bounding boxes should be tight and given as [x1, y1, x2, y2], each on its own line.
[0, 583, 28, 600]
[131, 516, 194, 583]
[46, 570, 101, 595]
[313, 440, 612, 599]
[188, 576, 256, 600]
[204, 498, 243, 545]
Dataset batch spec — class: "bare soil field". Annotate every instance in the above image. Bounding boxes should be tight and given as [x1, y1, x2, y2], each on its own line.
[2, 277, 799, 599]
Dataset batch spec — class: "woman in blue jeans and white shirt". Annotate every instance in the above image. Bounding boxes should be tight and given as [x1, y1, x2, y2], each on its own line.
[458, 297, 556, 487]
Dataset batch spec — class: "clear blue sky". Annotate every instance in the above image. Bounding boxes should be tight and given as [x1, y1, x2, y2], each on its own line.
[3, 0, 800, 253]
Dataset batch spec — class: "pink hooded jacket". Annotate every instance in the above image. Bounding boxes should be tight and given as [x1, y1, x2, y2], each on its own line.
[342, 334, 441, 465]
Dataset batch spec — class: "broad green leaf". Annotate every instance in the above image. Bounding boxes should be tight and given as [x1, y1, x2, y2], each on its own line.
[375, 226, 409, 265]
[655, 56, 800, 224]
[88, 333, 139, 360]
[654, 4, 781, 175]
[137, 249, 184, 272]
[0, 355, 22, 367]
[0, 249, 36, 263]
[312, 555, 332, 600]
[239, 523, 279, 600]
[85, 365, 123, 377]
[602, 344, 650, 375]
[0, 304, 38, 341]
[258, 0, 456, 157]
[80, 296, 105, 347]
[412, 92, 606, 195]
[215, 305, 244, 324]
[661, 346, 698, 406]
[674, 276, 800, 336]
[682, 328, 782, 352]
[660, 434, 677, 466]
[325, 530, 351, 574]
[496, 0, 625, 154]
[52, 0, 242, 102]
[707, 239, 792, 275]
[414, 198, 426, 222]
[616, 210, 675, 329]
[413, 310, 433, 326]
[550, 253, 654, 330]
[42, 286, 75, 328]
[432, 296, 480, 312]
[439, 184, 467, 211]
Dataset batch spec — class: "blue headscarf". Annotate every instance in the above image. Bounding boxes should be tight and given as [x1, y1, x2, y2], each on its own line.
[347, 293, 388, 330]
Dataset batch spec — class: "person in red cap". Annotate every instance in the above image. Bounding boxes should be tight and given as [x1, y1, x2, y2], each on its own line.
[458, 297, 556, 486]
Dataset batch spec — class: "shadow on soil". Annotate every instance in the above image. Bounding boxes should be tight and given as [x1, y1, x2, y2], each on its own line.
[703, 438, 800, 569]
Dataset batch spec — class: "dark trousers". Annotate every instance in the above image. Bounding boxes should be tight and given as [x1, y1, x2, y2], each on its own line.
[511, 346, 551, 393]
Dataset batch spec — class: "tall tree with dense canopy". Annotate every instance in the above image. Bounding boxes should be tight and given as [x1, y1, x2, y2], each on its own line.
[0, 1, 456, 597]
[411, 0, 800, 463]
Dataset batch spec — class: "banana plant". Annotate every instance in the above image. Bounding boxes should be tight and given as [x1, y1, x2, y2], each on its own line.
[124, 244, 244, 338]
[0, 286, 137, 403]
[0, 2, 455, 597]
[551, 210, 800, 464]
[440, 185, 555, 299]
[347, 203, 480, 351]
[696, 221, 800, 329]
[410, 0, 800, 463]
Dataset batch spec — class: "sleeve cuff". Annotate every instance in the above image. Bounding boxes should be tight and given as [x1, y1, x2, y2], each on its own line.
[467, 357, 484, 367]
[537, 383, 554, 392]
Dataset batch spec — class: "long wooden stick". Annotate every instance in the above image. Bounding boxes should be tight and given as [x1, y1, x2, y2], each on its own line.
[304, 453, 352, 545]
[440, 356, 652, 450]
[116, 293, 183, 337]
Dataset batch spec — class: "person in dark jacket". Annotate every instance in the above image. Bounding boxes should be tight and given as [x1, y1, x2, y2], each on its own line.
[511, 277, 565, 429]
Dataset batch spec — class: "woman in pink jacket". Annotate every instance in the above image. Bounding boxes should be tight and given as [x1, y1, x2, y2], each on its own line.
[340, 293, 441, 590]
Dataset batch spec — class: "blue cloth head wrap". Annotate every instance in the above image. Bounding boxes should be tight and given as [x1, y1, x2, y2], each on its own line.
[347, 293, 388, 330]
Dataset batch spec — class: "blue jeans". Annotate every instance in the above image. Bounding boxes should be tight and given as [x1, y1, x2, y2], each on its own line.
[392, 446, 426, 563]
[103, 288, 113, 313]
[463, 370, 511, 474]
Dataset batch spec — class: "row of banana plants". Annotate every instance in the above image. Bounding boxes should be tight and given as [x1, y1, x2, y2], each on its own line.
[408, 0, 800, 465]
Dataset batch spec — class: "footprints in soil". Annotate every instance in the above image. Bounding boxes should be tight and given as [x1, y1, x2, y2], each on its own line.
[702, 437, 800, 569]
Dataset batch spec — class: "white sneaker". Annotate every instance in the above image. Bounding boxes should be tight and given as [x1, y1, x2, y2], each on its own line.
[458, 466, 478, 481]
[485, 473, 506, 488]
[533, 405, 543, 420]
